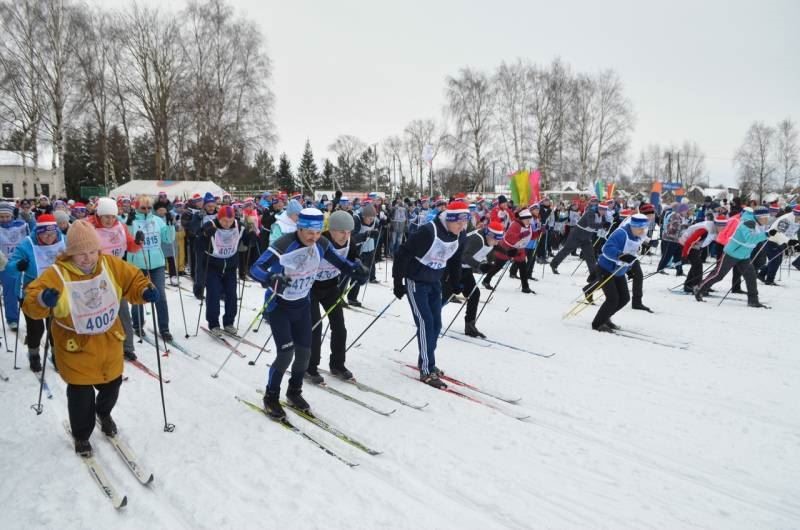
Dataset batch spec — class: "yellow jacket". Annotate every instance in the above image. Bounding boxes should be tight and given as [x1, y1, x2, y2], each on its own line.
[22, 254, 150, 386]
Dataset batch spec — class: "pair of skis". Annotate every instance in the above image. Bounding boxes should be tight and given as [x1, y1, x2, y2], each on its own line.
[63, 420, 153, 510]
[442, 331, 556, 358]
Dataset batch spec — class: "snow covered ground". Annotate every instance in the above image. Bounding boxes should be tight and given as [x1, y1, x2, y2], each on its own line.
[1, 253, 798, 529]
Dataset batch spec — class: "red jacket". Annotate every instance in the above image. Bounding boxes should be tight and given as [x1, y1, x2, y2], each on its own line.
[495, 220, 531, 262]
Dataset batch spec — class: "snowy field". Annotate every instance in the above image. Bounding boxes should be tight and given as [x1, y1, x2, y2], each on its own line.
[1, 253, 798, 530]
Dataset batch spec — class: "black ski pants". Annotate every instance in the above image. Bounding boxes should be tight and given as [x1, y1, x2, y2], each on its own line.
[309, 282, 347, 372]
[699, 253, 759, 303]
[67, 376, 123, 442]
[592, 270, 630, 329]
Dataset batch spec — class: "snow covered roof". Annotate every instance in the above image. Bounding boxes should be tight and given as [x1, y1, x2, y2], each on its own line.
[0, 149, 54, 170]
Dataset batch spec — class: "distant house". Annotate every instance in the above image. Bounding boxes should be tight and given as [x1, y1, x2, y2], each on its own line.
[686, 185, 740, 204]
[0, 150, 57, 199]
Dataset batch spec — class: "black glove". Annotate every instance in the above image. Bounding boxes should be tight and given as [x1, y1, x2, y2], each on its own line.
[768, 228, 778, 236]
[16, 258, 29, 272]
[393, 278, 406, 300]
[479, 262, 492, 273]
[505, 247, 519, 257]
[135, 230, 144, 245]
[619, 254, 636, 263]
[266, 273, 291, 290]
[649, 239, 658, 248]
[203, 223, 217, 238]
[165, 213, 173, 225]
[126, 210, 136, 226]
[350, 260, 370, 285]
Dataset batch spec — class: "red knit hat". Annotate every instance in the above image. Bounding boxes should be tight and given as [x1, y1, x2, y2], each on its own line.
[487, 221, 505, 239]
[639, 203, 655, 215]
[793, 204, 800, 215]
[445, 200, 470, 222]
[35, 214, 58, 234]
[217, 205, 235, 219]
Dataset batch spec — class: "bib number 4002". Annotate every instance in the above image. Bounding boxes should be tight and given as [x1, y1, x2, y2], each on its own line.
[85, 308, 116, 332]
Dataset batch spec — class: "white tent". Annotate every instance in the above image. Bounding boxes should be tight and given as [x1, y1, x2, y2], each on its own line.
[109, 180, 226, 200]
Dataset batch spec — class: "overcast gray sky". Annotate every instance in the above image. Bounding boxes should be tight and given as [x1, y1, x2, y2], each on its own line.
[111, 0, 800, 187]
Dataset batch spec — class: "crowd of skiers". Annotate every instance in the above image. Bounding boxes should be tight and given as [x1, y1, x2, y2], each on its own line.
[1, 189, 798, 455]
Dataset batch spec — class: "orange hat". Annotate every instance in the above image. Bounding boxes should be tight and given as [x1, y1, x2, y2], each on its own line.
[65, 220, 101, 256]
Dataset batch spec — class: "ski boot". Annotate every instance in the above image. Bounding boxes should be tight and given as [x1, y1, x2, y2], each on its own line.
[329, 365, 354, 381]
[263, 390, 285, 420]
[692, 286, 704, 302]
[464, 320, 486, 338]
[223, 325, 238, 336]
[123, 351, 137, 362]
[161, 331, 173, 342]
[481, 279, 494, 291]
[97, 414, 118, 437]
[28, 350, 42, 373]
[550, 263, 560, 275]
[631, 303, 653, 313]
[592, 322, 614, 333]
[209, 327, 224, 338]
[420, 372, 447, 389]
[305, 369, 324, 385]
[286, 386, 311, 413]
[74, 438, 93, 457]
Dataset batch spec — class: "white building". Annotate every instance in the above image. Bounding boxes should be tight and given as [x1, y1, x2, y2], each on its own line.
[0, 150, 59, 199]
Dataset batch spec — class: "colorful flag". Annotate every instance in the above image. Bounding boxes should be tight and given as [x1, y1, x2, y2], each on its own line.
[529, 170, 541, 205]
[606, 182, 615, 200]
[594, 180, 605, 201]
[509, 170, 530, 205]
[650, 181, 662, 213]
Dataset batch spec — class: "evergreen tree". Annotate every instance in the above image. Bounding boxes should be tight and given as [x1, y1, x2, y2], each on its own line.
[254, 149, 276, 188]
[276, 152, 295, 192]
[63, 129, 85, 199]
[131, 133, 157, 181]
[297, 139, 320, 196]
[107, 125, 130, 187]
[320, 158, 336, 190]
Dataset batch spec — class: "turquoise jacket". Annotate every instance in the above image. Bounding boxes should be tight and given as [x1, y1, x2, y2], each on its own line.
[125, 212, 174, 270]
[7, 232, 67, 293]
[723, 210, 767, 260]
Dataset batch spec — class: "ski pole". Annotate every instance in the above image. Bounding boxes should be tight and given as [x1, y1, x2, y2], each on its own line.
[441, 272, 486, 337]
[13, 277, 24, 369]
[344, 297, 396, 353]
[360, 226, 384, 303]
[668, 261, 717, 291]
[0, 288, 8, 352]
[150, 291, 175, 432]
[397, 331, 416, 353]
[563, 260, 634, 319]
[236, 243, 252, 330]
[211, 286, 277, 378]
[31, 310, 52, 415]
[474, 260, 511, 324]
[247, 332, 273, 366]
[193, 246, 211, 337]
[171, 236, 190, 339]
[142, 247, 174, 431]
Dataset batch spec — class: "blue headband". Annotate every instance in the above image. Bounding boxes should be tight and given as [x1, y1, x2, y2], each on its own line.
[297, 211, 324, 231]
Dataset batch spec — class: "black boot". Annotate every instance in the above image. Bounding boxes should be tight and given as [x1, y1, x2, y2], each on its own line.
[550, 263, 560, 275]
[286, 387, 311, 413]
[329, 365, 354, 380]
[29, 352, 42, 373]
[631, 303, 653, 313]
[592, 322, 614, 333]
[692, 286, 704, 302]
[97, 414, 118, 437]
[262, 390, 285, 419]
[420, 372, 447, 389]
[464, 320, 486, 338]
[482, 279, 494, 291]
[305, 369, 324, 385]
[74, 438, 93, 457]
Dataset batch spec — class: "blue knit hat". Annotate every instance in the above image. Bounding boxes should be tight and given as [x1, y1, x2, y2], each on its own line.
[286, 199, 303, 216]
[297, 207, 324, 230]
[203, 192, 216, 205]
[629, 214, 649, 228]
[0, 202, 14, 215]
[753, 206, 769, 217]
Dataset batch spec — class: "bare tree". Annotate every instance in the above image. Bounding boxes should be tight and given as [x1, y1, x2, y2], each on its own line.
[527, 60, 569, 189]
[735, 121, 776, 202]
[775, 118, 799, 192]
[444, 67, 494, 191]
[381, 134, 405, 192]
[120, 5, 184, 179]
[589, 69, 633, 184]
[492, 59, 533, 171]
[35, 0, 80, 197]
[676, 140, 706, 189]
[403, 118, 445, 195]
[0, 0, 45, 196]
[565, 72, 597, 186]
[72, 8, 114, 189]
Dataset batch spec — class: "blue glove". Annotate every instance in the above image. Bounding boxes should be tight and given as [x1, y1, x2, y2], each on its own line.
[142, 286, 160, 303]
[39, 288, 60, 308]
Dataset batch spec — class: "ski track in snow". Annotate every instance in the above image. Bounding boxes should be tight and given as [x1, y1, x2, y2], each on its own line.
[1, 256, 798, 529]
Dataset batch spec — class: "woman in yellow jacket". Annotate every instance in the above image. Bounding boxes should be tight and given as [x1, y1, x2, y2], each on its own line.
[22, 220, 158, 456]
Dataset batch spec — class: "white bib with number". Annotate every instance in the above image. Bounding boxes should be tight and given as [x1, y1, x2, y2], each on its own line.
[54, 264, 119, 335]
[32, 238, 65, 275]
[416, 222, 459, 270]
[132, 218, 160, 251]
[211, 224, 242, 259]
[96, 224, 128, 257]
[0, 223, 28, 257]
[278, 243, 321, 300]
[315, 242, 349, 281]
